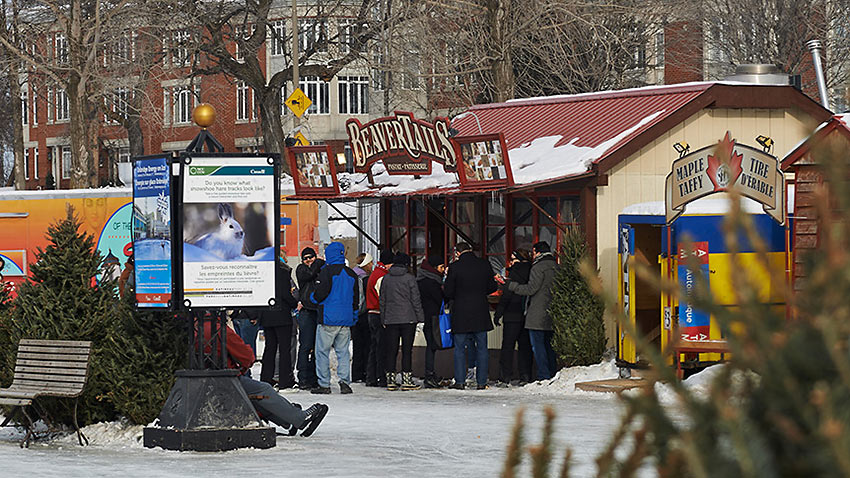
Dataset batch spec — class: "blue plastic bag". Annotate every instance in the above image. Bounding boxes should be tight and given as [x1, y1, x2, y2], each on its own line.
[437, 301, 454, 349]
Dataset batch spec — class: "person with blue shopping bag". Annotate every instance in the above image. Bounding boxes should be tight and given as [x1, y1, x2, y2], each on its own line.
[416, 255, 446, 388]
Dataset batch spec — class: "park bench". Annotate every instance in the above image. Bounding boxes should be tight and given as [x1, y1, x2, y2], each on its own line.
[0, 339, 92, 447]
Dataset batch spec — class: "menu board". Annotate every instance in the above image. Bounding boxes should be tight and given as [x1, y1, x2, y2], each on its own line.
[288, 145, 340, 197]
[455, 134, 513, 188]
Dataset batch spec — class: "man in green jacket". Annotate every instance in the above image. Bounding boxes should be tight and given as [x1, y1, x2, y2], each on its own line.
[506, 241, 558, 380]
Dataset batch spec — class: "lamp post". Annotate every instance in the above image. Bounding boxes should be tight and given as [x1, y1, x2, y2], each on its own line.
[453, 111, 483, 134]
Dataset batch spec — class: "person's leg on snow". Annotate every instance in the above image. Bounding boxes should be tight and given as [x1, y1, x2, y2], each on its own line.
[473, 331, 488, 388]
[296, 309, 319, 389]
[528, 329, 553, 380]
[333, 326, 353, 394]
[400, 323, 419, 390]
[383, 324, 401, 390]
[314, 324, 334, 392]
[452, 333, 470, 388]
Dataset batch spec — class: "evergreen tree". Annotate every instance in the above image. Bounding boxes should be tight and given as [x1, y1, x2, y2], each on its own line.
[549, 228, 607, 367]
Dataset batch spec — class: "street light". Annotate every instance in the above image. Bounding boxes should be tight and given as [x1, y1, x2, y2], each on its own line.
[452, 111, 483, 134]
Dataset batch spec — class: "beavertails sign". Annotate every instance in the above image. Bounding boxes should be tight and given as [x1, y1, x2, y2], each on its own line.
[665, 132, 785, 224]
[346, 112, 458, 175]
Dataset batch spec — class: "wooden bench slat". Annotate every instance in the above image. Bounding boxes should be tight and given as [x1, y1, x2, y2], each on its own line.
[14, 366, 88, 376]
[0, 398, 32, 406]
[16, 352, 90, 362]
[12, 379, 86, 389]
[1, 389, 81, 399]
[19, 339, 91, 348]
[14, 359, 89, 369]
[5, 384, 83, 394]
[19, 345, 91, 355]
[13, 373, 88, 383]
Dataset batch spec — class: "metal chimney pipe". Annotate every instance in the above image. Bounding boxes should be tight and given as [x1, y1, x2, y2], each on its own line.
[806, 39, 831, 110]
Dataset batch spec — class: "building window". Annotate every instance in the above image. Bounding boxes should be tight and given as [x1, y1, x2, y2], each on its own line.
[55, 33, 68, 64]
[371, 50, 386, 91]
[34, 148, 39, 179]
[24, 148, 30, 179]
[56, 88, 69, 122]
[387, 199, 408, 255]
[107, 88, 129, 123]
[169, 86, 197, 125]
[338, 76, 368, 114]
[47, 86, 53, 123]
[450, 197, 482, 253]
[61, 146, 71, 180]
[301, 76, 329, 115]
[108, 32, 134, 65]
[631, 44, 646, 68]
[486, 197, 507, 274]
[338, 20, 359, 54]
[299, 19, 327, 53]
[21, 90, 27, 125]
[655, 31, 664, 66]
[511, 196, 580, 252]
[403, 50, 420, 90]
[171, 30, 191, 67]
[236, 81, 253, 121]
[32, 88, 38, 126]
[271, 20, 286, 56]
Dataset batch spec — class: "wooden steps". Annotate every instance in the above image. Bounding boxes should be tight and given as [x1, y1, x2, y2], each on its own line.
[574, 378, 649, 393]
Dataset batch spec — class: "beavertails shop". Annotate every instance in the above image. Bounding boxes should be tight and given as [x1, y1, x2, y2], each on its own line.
[287, 82, 831, 373]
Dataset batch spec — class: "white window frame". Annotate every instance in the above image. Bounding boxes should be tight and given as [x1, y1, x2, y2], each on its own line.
[24, 148, 30, 179]
[172, 30, 191, 67]
[338, 75, 369, 115]
[34, 148, 39, 179]
[271, 20, 286, 56]
[47, 86, 54, 123]
[299, 19, 327, 53]
[301, 76, 329, 115]
[61, 146, 71, 180]
[32, 88, 38, 126]
[236, 81, 254, 121]
[21, 89, 27, 125]
[56, 87, 69, 122]
[55, 33, 68, 65]
[170, 85, 197, 125]
[338, 20, 354, 54]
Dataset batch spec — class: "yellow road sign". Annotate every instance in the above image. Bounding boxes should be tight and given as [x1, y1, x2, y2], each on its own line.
[293, 131, 309, 146]
[285, 88, 312, 118]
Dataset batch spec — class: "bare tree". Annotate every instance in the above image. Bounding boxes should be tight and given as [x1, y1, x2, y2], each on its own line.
[189, 0, 414, 171]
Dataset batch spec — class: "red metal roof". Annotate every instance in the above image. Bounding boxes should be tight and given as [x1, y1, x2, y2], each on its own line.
[454, 82, 713, 159]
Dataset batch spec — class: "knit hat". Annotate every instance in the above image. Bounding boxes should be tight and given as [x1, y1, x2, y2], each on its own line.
[393, 252, 410, 266]
[379, 249, 394, 264]
[301, 247, 317, 260]
[357, 252, 373, 268]
[426, 254, 443, 268]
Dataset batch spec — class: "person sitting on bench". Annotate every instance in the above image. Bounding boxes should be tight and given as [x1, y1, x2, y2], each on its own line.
[200, 318, 328, 436]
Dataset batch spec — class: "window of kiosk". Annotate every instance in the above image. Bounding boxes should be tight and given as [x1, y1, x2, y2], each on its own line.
[449, 197, 482, 254]
[486, 197, 507, 275]
[388, 198, 408, 254]
[512, 196, 581, 252]
[410, 199, 426, 269]
[512, 198, 534, 251]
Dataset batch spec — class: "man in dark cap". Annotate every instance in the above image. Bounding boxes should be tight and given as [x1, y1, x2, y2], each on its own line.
[295, 247, 324, 390]
[365, 249, 394, 387]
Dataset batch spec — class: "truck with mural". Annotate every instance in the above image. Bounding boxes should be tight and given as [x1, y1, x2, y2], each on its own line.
[0, 187, 320, 293]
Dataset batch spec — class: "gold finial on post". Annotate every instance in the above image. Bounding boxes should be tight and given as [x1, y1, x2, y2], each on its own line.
[193, 103, 216, 129]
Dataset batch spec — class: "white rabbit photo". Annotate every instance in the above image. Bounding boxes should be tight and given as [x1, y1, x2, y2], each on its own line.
[183, 202, 276, 263]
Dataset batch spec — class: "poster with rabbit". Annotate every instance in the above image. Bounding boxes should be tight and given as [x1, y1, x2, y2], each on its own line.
[180, 155, 279, 308]
[132, 155, 173, 308]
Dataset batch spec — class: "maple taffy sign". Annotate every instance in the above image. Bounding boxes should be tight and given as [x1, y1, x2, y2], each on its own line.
[665, 132, 785, 224]
[346, 111, 458, 175]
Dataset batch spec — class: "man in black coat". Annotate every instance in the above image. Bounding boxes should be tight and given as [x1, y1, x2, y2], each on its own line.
[494, 250, 533, 384]
[443, 242, 497, 389]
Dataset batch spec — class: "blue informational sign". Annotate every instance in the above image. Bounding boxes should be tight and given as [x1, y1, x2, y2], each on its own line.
[133, 156, 173, 308]
[677, 241, 710, 340]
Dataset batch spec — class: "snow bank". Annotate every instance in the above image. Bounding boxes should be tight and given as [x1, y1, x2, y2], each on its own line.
[651, 363, 758, 407]
[55, 420, 146, 448]
[517, 359, 619, 396]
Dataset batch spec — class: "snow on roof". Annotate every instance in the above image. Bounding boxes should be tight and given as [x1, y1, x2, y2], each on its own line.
[339, 160, 460, 197]
[621, 196, 771, 216]
[509, 110, 665, 185]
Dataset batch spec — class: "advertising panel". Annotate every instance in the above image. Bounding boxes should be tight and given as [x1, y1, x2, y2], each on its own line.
[455, 133, 514, 188]
[180, 155, 278, 308]
[288, 145, 340, 197]
[133, 156, 173, 308]
[678, 241, 711, 341]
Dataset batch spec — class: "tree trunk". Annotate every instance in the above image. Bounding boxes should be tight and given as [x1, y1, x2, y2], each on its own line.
[68, 74, 99, 188]
[257, 88, 289, 174]
[8, 67, 24, 189]
[487, 0, 515, 102]
[127, 112, 144, 158]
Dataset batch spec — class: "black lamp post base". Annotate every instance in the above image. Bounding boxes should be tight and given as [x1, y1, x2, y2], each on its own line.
[143, 369, 276, 451]
[143, 426, 275, 451]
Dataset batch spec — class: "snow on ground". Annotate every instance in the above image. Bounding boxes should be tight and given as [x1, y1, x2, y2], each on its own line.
[518, 359, 620, 396]
[0, 383, 632, 478]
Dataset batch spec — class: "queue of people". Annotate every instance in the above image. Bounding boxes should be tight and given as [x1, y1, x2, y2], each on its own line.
[232, 239, 559, 396]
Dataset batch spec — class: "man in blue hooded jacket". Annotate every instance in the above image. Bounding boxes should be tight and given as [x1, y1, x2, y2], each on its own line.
[311, 241, 359, 394]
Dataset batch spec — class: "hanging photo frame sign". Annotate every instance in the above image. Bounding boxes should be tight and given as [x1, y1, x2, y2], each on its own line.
[454, 133, 514, 189]
[288, 145, 341, 197]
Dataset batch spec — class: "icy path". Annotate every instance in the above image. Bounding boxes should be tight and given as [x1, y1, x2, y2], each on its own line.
[0, 383, 627, 477]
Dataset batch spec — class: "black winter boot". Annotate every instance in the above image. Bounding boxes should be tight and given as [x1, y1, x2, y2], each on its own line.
[401, 372, 421, 391]
[386, 371, 399, 391]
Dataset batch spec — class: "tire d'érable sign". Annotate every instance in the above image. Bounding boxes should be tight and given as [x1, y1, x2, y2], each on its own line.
[665, 131, 785, 224]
